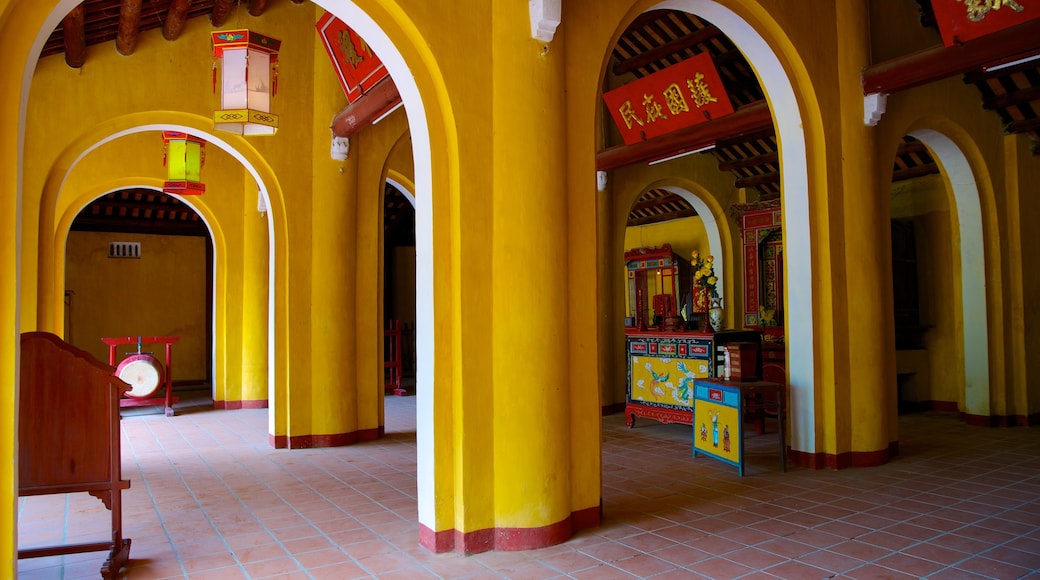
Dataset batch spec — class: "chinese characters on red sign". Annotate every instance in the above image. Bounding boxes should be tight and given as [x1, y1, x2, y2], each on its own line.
[932, 0, 1038, 47]
[316, 12, 390, 102]
[602, 52, 734, 145]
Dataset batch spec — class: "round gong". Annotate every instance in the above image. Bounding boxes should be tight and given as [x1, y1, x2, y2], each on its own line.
[115, 353, 164, 399]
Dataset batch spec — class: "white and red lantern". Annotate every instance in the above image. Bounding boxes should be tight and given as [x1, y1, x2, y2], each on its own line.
[211, 29, 281, 135]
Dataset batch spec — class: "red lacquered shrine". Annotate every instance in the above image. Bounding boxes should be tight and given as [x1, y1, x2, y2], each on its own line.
[623, 245, 762, 428]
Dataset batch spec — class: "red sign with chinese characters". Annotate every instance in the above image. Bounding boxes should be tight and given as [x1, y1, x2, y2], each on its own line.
[932, 0, 1040, 47]
[316, 12, 389, 102]
[602, 52, 734, 145]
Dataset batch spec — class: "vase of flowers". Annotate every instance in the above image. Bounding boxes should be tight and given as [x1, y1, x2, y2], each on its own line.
[691, 250, 721, 332]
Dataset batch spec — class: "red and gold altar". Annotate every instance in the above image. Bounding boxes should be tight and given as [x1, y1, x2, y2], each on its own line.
[623, 244, 763, 428]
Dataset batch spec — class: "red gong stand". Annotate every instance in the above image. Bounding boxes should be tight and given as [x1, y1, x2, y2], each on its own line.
[101, 335, 180, 417]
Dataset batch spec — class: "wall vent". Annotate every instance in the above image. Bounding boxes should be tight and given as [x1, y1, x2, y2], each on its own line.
[108, 241, 141, 259]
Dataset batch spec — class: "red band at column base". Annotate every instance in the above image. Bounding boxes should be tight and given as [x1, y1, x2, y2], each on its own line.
[268, 426, 383, 449]
[419, 505, 602, 554]
[788, 447, 892, 470]
[214, 399, 269, 410]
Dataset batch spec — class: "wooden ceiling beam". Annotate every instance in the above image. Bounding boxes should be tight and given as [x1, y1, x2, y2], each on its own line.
[62, 5, 86, 69]
[88, 200, 188, 213]
[630, 194, 693, 214]
[613, 25, 722, 76]
[71, 219, 208, 237]
[982, 85, 1040, 111]
[163, 0, 192, 41]
[717, 151, 777, 171]
[331, 76, 403, 138]
[1006, 117, 1040, 134]
[597, 101, 773, 171]
[715, 124, 775, 151]
[115, 0, 143, 56]
[734, 173, 779, 189]
[892, 163, 940, 182]
[627, 208, 699, 227]
[211, 0, 235, 27]
[862, 18, 1040, 95]
[248, 0, 268, 17]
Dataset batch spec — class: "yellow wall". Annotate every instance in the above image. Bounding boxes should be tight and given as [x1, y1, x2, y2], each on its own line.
[624, 216, 709, 259]
[65, 231, 208, 381]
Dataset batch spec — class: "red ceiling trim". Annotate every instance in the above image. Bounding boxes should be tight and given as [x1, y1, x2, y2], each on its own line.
[862, 18, 1040, 95]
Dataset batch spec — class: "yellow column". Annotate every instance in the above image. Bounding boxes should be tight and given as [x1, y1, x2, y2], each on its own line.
[1, 2, 37, 572]
[301, 20, 361, 444]
[835, 0, 893, 459]
[355, 113, 412, 436]
[489, 2, 571, 545]
[241, 177, 270, 404]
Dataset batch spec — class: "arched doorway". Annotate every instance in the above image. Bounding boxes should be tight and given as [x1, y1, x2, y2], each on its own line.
[887, 129, 990, 419]
[598, 0, 814, 455]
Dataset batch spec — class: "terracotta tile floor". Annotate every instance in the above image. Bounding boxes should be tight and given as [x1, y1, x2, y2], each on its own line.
[17, 389, 1040, 579]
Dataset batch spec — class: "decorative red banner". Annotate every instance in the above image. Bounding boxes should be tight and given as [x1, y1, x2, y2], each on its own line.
[316, 12, 389, 102]
[932, 0, 1039, 47]
[602, 52, 734, 145]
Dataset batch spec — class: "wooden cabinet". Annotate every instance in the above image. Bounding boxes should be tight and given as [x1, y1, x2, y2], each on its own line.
[625, 331, 714, 427]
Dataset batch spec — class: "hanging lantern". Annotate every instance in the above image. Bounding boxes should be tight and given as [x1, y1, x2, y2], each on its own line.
[162, 131, 206, 195]
[211, 30, 281, 136]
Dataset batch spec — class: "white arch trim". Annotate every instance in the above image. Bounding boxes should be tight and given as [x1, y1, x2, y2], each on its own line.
[386, 177, 418, 208]
[68, 184, 219, 390]
[662, 186, 725, 301]
[910, 129, 989, 415]
[658, 0, 815, 452]
[28, 0, 438, 533]
[53, 123, 280, 429]
[314, 1, 436, 527]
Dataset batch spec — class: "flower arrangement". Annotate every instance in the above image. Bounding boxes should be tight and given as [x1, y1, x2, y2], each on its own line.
[690, 249, 718, 300]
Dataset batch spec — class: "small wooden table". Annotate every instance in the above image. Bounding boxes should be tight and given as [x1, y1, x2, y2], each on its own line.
[692, 378, 785, 476]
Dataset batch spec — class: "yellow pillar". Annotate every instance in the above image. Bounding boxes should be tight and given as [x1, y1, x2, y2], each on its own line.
[355, 113, 412, 436]
[489, 2, 572, 548]
[834, 0, 893, 461]
[0, 2, 37, 572]
[241, 176, 270, 405]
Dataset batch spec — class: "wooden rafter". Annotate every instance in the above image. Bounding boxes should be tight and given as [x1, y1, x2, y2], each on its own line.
[211, 0, 235, 27]
[715, 126, 775, 151]
[734, 173, 779, 189]
[163, 0, 193, 41]
[981, 85, 1040, 111]
[613, 25, 722, 76]
[249, 0, 269, 17]
[331, 76, 404, 138]
[893, 164, 940, 182]
[628, 208, 698, 227]
[62, 5, 86, 69]
[862, 18, 1040, 95]
[717, 151, 777, 172]
[115, 0, 143, 56]
[630, 192, 692, 214]
[1006, 117, 1040, 134]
